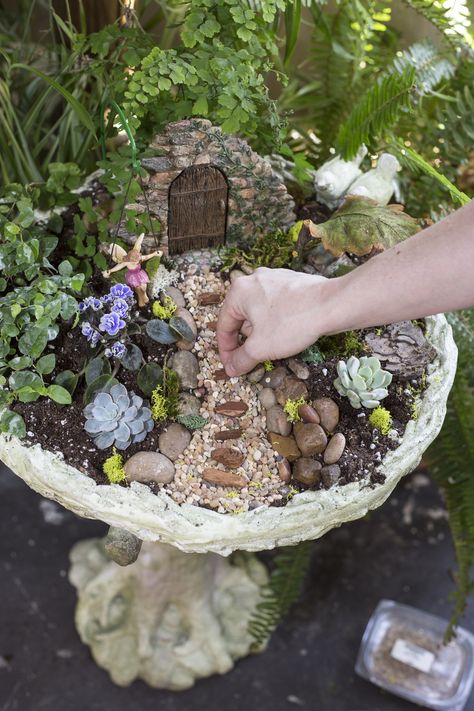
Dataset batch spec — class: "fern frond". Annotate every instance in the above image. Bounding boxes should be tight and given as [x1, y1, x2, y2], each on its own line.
[389, 139, 470, 206]
[394, 40, 456, 94]
[400, 0, 470, 48]
[336, 67, 416, 159]
[248, 541, 313, 649]
[438, 86, 474, 155]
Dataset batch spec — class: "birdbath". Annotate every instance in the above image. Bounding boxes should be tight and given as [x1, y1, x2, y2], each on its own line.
[0, 314, 457, 690]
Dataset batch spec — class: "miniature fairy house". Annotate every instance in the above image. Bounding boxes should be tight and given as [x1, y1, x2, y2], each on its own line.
[124, 119, 295, 255]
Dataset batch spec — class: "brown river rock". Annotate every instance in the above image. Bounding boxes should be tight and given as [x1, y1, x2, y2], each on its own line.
[298, 404, 320, 424]
[313, 398, 340, 433]
[198, 292, 223, 305]
[268, 433, 301, 461]
[215, 400, 249, 417]
[211, 447, 245, 468]
[276, 377, 308, 406]
[293, 422, 328, 456]
[266, 405, 291, 436]
[202, 468, 247, 488]
[293, 458, 322, 487]
[324, 433, 346, 464]
[214, 429, 243, 441]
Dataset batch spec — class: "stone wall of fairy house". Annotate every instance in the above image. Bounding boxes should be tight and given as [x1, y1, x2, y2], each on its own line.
[121, 118, 295, 256]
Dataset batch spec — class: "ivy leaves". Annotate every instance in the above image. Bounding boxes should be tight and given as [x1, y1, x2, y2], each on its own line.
[296, 197, 420, 257]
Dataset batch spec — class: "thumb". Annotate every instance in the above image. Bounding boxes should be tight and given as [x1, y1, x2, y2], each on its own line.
[225, 341, 259, 377]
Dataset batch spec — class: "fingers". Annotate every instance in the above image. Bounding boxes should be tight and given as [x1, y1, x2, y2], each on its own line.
[225, 341, 259, 377]
[217, 296, 244, 369]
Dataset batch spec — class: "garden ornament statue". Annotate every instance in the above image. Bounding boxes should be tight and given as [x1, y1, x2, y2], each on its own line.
[314, 145, 368, 208]
[348, 152, 401, 205]
[102, 234, 162, 307]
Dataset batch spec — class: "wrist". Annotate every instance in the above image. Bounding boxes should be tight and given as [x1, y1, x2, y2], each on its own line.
[313, 274, 352, 337]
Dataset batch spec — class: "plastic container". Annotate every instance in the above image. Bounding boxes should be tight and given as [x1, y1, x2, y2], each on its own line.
[355, 600, 474, 710]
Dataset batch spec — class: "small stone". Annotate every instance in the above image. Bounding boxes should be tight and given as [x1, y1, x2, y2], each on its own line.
[259, 387, 277, 409]
[321, 464, 341, 488]
[247, 365, 265, 383]
[214, 429, 243, 441]
[164, 286, 185, 307]
[207, 319, 218, 330]
[266, 405, 291, 436]
[293, 459, 322, 487]
[104, 527, 142, 567]
[211, 447, 245, 468]
[277, 458, 291, 482]
[202, 468, 247, 488]
[313, 398, 340, 433]
[198, 292, 222, 305]
[125, 452, 175, 485]
[323, 433, 346, 464]
[174, 307, 198, 350]
[293, 422, 328, 456]
[158, 423, 192, 461]
[240, 264, 254, 275]
[288, 358, 310, 380]
[214, 368, 228, 380]
[262, 366, 288, 389]
[268, 433, 301, 461]
[170, 350, 200, 389]
[276, 377, 308, 407]
[298, 404, 320, 424]
[215, 400, 248, 417]
[177, 393, 201, 417]
[230, 269, 246, 282]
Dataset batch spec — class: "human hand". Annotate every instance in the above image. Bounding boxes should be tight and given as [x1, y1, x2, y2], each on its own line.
[217, 268, 329, 376]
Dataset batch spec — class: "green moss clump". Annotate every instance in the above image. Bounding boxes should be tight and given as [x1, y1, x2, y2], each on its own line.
[151, 384, 168, 422]
[263, 360, 274, 372]
[152, 295, 177, 320]
[283, 396, 307, 423]
[163, 367, 180, 418]
[103, 448, 126, 484]
[369, 406, 392, 435]
[176, 414, 208, 430]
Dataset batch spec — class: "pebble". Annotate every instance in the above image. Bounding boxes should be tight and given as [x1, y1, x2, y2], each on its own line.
[158, 423, 192, 461]
[293, 458, 322, 487]
[259, 387, 277, 409]
[211, 447, 245, 468]
[170, 350, 200, 389]
[323, 433, 346, 464]
[198, 292, 222, 305]
[321, 464, 341, 488]
[266, 405, 292, 436]
[288, 358, 310, 380]
[164, 286, 185, 307]
[247, 365, 265, 383]
[215, 400, 248, 417]
[125, 451, 175, 485]
[214, 429, 243, 441]
[313, 398, 340, 433]
[277, 458, 291, 482]
[268, 433, 301, 461]
[262, 366, 288, 389]
[177, 392, 201, 417]
[276, 376, 308, 406]
[293, 422, 328, 456]
[298, 404, 320, 424]
[174, 307, 198, 350]
[202, 468, 247, 488]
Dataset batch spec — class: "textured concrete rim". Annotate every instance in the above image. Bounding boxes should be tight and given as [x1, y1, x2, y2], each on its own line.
[0, 315, 457, 555]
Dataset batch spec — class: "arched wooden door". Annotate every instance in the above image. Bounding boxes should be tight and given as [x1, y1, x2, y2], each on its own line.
[168, 165, 228, 255]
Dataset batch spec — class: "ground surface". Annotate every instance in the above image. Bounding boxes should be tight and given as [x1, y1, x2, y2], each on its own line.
[1, 461, 474, 711]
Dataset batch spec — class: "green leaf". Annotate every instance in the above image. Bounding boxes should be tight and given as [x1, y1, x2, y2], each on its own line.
[58, 260, 73, 277]
[121, 344, 143, 372]
[16, 386, 41, 403]
[9, 370, 42, 392]
[84, 375, 119, 405]
[192, 96, 209, 116]
[18, 327, 49, 359]
[146, 319, 177, 345]
[10, 303, 22, 319]
[169, 316, 196, 343]
[298, 197, 420, 258]
[85, 357, 111, 385]
[0, 410, 26, 438]
[47, 385, 72, 405]
[54, 370, 79, 396]
[8, 355, 32, 370]
[36, 353, 56, 375]
[137, 362, 163, 397]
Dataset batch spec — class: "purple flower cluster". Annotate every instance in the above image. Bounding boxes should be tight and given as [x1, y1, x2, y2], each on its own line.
[79, 284, 135, 357]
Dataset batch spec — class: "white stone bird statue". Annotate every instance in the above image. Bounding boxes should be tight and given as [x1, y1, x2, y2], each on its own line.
[314, 145, 367, 208]
[347, 153, 401, 205]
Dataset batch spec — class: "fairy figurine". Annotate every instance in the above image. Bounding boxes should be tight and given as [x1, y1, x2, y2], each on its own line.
[102, 234, 162, 307]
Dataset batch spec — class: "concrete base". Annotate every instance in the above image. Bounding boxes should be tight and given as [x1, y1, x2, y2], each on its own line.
[69, 538, 268, 690]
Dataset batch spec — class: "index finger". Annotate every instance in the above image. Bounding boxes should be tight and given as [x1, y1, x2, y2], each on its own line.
[217, 295, 244, 367]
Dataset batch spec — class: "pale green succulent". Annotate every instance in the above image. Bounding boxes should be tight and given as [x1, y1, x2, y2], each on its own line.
[333, 355, 392, 409]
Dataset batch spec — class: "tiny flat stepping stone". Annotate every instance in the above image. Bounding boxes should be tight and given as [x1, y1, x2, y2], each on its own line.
[211, 447, 245, 468]
[215, 400, 248, 417]
[207, 320, 218, 330]
[214, 429, 243, 441]
[203, 468, 247, 488]
[214, 368, 228, 380]
[198, 292, 223, 305]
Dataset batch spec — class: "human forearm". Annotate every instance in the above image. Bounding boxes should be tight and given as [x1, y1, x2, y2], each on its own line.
[320, 201, 474, 335]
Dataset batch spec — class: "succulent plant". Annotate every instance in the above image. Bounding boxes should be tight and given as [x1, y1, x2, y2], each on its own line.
[333, 355, 392, 409]
[83, 383, 154, 450]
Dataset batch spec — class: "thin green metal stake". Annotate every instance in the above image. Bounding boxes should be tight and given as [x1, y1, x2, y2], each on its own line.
[99, 98, 141, 174]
